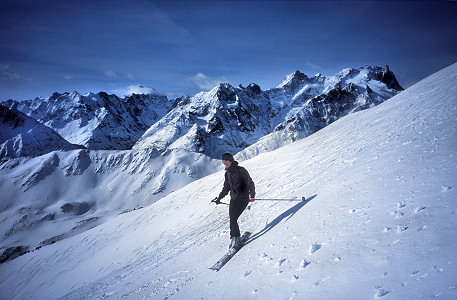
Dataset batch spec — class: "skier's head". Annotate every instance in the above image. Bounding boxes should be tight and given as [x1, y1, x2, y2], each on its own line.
[222, 153, 234, 162]
[222, 153, 234, 167]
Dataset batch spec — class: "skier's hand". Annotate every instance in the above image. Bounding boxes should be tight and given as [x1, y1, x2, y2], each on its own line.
[212, 197, 221, 205]
[249, 198, 255, 203]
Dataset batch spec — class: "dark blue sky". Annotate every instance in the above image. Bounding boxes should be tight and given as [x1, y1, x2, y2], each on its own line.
[1, 0, 456, 101]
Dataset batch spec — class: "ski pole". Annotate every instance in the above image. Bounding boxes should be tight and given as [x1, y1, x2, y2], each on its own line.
[253, 196, 306, 202]
[211, 198, 229, 206]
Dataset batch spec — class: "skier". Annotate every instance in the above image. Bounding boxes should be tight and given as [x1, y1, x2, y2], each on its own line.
[214, 153, 255, 250]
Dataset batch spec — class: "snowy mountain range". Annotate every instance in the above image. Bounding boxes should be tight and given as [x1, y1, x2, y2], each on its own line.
[0, 62, 455, 299]
[3, 91, 173, 150]
[3, 65, 402, 159]
[134, 65, 403, 158]
[0, 65, 403, 265]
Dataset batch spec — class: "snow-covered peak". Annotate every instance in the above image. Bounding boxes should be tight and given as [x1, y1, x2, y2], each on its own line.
[133, 81, 270, 157]
[234, 66, 405, 159]
[273, 66, 403, 108]
[0, 105, 84, 158]
[277, 70, 310, 93]
[333, 65, 403, 91]
[211, 82, 238, 100]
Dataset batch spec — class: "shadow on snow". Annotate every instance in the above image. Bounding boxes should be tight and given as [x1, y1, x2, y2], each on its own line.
[245, 194, 317, 246]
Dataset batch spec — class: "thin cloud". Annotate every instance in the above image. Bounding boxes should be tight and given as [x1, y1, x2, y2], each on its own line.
[0, 64, 30, 81]
[112, 84, 163, 97]
[189, 73, 228, 90]
[104, 70, 118, 79]
[147, 3, 193, 44]
[304, 61, 323, 71]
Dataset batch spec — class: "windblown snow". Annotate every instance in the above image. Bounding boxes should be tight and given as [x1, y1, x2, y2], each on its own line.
[0, 63, 456, 299]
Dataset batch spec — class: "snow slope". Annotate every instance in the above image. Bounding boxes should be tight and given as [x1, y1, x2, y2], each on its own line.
[0, 62, 456, 299]
[0, 148, 219, 258]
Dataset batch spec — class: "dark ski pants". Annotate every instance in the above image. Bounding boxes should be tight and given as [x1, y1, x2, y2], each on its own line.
[229, 199, 249, 238]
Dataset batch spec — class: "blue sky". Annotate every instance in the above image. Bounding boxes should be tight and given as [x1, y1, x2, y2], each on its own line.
[0, 0, 456, 101]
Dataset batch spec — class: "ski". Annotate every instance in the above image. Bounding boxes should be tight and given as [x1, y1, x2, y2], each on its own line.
[209, 231, 251, 271]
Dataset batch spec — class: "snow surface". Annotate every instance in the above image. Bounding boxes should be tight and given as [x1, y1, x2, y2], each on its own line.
[1, 62, 457, 299]
[0, 148, 219, 252]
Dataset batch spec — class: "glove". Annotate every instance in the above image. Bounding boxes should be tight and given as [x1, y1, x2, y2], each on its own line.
[212, 197, 221, 205]
[249, 198, 255, 202]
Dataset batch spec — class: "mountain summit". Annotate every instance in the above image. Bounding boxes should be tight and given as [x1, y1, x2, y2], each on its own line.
[134, 65, 403, 158]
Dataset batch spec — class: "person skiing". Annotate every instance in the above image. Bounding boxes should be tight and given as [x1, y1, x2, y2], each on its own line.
[213, 153, 255, 250]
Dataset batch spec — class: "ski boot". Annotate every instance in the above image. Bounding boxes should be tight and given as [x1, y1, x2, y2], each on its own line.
[229, 237, 241, 250]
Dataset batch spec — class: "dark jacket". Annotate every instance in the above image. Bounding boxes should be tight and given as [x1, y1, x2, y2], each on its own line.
[218, 161, 255, 201]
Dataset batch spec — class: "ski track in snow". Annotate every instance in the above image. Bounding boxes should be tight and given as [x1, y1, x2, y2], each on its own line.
[0, 64, 456, 299]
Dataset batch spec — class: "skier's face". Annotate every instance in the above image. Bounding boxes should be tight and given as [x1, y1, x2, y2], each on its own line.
[222, 160, 232, 168]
